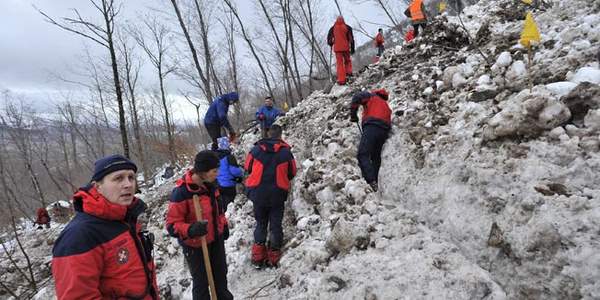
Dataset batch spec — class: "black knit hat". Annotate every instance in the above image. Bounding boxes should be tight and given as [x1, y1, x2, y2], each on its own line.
[92, 154, 137, 182]
[194, 150, 220, 173]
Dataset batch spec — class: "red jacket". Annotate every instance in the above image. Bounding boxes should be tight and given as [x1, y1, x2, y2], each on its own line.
[166, 170, 227, 247]
[375, 32, 384, 47]
[244, 138, 297, 202]
[327, 17, 355, 53]
[351, 89, 392, 130]
[52, 186, 158, 300]
[36, 207, 50, 224]
[405, 29, 415, 43]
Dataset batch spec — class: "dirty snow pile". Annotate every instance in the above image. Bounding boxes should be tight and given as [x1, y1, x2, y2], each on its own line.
[4, 0, 599, 299]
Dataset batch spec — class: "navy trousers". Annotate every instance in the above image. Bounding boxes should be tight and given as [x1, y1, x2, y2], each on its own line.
[183, 239, 234, 300]
[252, 193, 286, 249]
[357, 124, 389, 184]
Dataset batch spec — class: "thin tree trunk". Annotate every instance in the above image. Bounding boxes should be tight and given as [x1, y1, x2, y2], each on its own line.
[169, 0, 213, 101]
[101, 0, 129, 158]
[223, 0, 274, 100]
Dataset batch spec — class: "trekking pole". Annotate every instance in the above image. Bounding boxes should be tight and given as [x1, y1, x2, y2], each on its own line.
[356, 122, 362, 134]
[261, 119, 267, 139]
[192, 195, 218, 300]
[329, 46, 334, 85]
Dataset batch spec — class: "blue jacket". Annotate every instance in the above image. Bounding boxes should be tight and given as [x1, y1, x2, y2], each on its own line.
[255, 105, 283, 128]
[204, 92, 239, 131]
[216, 150, 243, 188]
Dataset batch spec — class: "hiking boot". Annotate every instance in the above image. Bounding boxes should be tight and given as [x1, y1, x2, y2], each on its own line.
[251, 243, 267, 269]
[267, 248, 282, 268]
[369, 181, 378, 192]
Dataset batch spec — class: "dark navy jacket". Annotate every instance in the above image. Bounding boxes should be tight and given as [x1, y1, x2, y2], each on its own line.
[204, 92, 239, 131]
[244, 138, 297, 202]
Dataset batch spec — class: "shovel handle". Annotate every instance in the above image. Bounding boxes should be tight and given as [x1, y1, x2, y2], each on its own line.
[193, 195, 218, 300]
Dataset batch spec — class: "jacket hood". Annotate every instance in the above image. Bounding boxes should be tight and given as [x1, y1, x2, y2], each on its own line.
[73, 184, 145, 221]
[256, 138, 291, 153]
[335, 16, 345, 25]
[175, 170, 212, 194]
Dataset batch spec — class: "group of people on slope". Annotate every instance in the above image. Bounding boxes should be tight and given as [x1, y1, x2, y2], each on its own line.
[48, 1, 426, 298]
[49, 88, 392, 300]
[51, 93, 293, 299]
[329, 0, 428, 82]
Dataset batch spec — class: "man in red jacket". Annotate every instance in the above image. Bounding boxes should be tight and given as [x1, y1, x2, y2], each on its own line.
[52, 154, 158, 300]
[244, 125, 297, 268]
[327, 16, 356, 85]
[166, 150, 234, 300]
[375, 28, 385, 58]
[35, 207, 51, 229]
[350, 89, 392, 192]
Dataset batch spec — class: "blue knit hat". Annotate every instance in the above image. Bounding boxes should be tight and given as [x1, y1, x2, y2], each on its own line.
[217, 137, 230, 150]
[92, 154, 138, 182]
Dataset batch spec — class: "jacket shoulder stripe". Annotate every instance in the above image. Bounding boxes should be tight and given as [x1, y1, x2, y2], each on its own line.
[52, 213, 127, 257]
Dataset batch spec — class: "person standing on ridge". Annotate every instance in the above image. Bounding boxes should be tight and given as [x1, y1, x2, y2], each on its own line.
[375, 28, 385, 58]
[35, 207, 51, 229]
[215, 137, 244, 212]
[244, 125, 297, 269]
[350, 89, 392, 192]
[204, 92, 239, 150]
[256, 96, 284, 138]
[327, 16, 356, 85]
[404, 0, 427, 37]
[166, 150, 234, 300]
[52, 154, 159, 299]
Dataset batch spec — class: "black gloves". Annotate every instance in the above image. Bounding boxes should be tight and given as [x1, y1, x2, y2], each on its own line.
[223, 225, 230, 240]
[188, 220, 208, 238]
[234, 177, 243, 183]
[350, 48, 355, 55]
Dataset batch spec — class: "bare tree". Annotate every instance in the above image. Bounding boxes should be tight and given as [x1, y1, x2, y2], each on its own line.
[222, 0, 275, 100]
[0, 99, 47, 208]
[129, 18, 178, 164]
[349, 0, 405, 29]
[38, 0, 131, 157]
[293, 0, 332, 82]
[168, 0, 213, 102]
[119, 37, 151, 186]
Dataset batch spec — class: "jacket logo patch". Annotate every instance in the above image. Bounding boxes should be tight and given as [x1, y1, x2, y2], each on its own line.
[117, 248, 129, 264]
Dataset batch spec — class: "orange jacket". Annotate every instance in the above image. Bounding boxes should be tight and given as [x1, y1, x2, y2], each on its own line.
[375, 32, 384, 46]
[405, 0, 427, 23]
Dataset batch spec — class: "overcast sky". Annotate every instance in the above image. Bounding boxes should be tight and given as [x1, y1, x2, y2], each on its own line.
[0, 0, 402, 120]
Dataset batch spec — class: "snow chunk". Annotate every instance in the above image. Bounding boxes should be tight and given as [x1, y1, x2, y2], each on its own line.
[495, 51, 513, 68]
[477, 75, 492, 86]
[570, 67, 600, 84]
[452, 72, 467, 88]
[484, 87, 571, 140]
[506, 60, 527, 81]
[546, 81, 577, 96]
[584, 109, 600, 131]
[423, 87, 434, 96]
